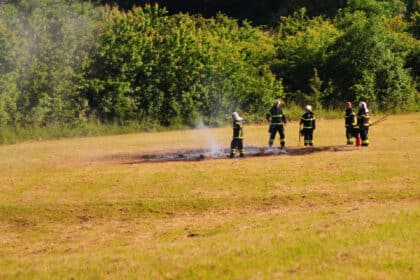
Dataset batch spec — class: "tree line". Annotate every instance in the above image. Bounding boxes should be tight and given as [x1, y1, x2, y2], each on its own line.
[92, 0, 419, 26]
[0, 0, 418, 130]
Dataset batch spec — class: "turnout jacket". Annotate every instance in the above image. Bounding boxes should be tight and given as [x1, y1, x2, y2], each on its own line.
[300, 112, 316, 130]
[232, 120, 243, 139]
[345, 108, 357, 128]
[357, 109, 370, 129]
[266, 106, 286, 125]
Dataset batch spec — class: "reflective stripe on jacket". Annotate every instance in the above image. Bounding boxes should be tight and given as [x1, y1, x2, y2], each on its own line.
[232, 121, 243, 139]
[345, 109, 357, 127]
[300, 112, 316, 129]
[357, 110, 370, 128]
[266, 106, 286, 125]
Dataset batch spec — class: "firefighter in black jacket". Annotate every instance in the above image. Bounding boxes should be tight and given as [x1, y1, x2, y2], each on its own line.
[229, 112, 245, 158]
[357, 101, 370, 146]
[345, 101, 358, 145]
[300, 105, 316, 146]
[266, 99, 287, 150]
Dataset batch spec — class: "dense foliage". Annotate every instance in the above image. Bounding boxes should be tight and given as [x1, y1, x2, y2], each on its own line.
[80, 6, 281, 126]
[94, 0, 420, 27]
[0, 0, 418, 132]
[0, 1, 102, 126]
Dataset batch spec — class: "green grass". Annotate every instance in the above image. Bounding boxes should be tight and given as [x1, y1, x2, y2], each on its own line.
[0, 120, 165, 145]
[0, 113, 419, 279]
[0, 108, 388, 144]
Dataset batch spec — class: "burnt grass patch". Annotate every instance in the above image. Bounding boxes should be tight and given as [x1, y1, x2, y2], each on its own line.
[99, 145, 354, 164]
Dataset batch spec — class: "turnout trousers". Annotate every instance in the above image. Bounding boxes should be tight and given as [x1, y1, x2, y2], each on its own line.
[230, 138, 244, 157]
[302, 128, 314, 146]
[346, 127, 356, 145]
[269, 124, 285, 148]
[359, 127, 369, 146]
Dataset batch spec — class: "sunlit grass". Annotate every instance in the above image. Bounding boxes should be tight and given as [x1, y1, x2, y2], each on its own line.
[0, 113, 419, 279]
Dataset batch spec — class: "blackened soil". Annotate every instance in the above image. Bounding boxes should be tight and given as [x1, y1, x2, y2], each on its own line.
[99, 145, 354, 164]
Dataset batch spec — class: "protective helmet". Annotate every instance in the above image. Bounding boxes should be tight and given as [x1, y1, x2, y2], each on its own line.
[359, 101, 369, 112]
[274, 99, 281, 106]
[232, 112, 243, 121]
[305, 105, 312, 112]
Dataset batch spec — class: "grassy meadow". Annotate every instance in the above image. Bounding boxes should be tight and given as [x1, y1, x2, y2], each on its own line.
[0, 113, 419, 279]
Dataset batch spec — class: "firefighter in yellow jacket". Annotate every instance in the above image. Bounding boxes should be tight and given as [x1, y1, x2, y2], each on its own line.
[299, 105, 316, 146]
[344, 101, 358, 145]
[266, 99, 287, 150]
[357, 101, 370, 146]
[229, 112, 245, 158]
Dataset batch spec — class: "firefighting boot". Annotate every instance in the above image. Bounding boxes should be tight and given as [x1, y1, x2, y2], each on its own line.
[229, 148, 236, 158]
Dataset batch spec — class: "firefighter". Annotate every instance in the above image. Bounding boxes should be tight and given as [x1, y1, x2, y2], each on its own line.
[266, 99, 287, 150]
[229, 112, 245, 158]
[344, 101, 358, 145]
[357, 101, 370, 147]
[299, 105, 316, 146]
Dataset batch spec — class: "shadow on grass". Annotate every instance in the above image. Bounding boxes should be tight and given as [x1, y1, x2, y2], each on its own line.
[98, 145, 356, 164]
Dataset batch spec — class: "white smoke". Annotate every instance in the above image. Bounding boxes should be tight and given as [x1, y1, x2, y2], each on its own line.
[194, 118, 224, 155]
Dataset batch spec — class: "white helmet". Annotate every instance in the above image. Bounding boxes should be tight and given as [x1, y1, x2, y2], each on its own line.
[305, 105, 312, 112]
[274, 99, 281, 106]
[232, 112, 243, 121]
[359, 101, 369, 113]
[359, 101, 369, 112]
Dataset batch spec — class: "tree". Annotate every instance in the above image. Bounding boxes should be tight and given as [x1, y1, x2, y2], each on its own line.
[0, 8, 19, 126]
[272, 9, 340, 106]
[0, 0, 100, 126]
[325, 10, 415, 110]
[81, 5, 282, 126]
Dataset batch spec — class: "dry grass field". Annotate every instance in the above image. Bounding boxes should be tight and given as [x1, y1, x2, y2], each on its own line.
[0, 113, 419, 279]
